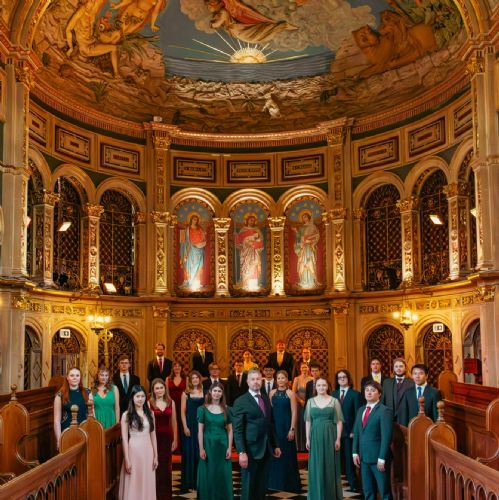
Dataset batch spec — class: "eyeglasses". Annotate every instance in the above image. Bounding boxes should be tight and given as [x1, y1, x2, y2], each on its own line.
[337, 376, 348, 379]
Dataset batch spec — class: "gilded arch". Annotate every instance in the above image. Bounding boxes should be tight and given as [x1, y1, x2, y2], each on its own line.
[96, 177, 146, 213]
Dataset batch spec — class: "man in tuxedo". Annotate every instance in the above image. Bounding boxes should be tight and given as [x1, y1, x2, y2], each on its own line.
[360, 358, 384, 402]
[190, 337, 214, 379]
[267, 340, 294, 380]
[332, 369, 362, 493]
[232, 369, 281, 500]
[291, 346, 319, 379]
[399, 363, 441, 426]
[202, 362, 224, 393]
[381, 358, 414, 423]
[261, 365, 276, 396]
[146, 342, 172, 390]
[113, 354, 140, 415]
[226, 360, 248, 405]
[353, 381, 393, 500]
[305, 362, 322, 402]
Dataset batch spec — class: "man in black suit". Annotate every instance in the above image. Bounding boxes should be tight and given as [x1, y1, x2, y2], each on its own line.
[353, 381, 393, 500]
[360, 358, 384, 402]
[261, 365, 276, 396]
[113, 354, 140, 415]
[305, 362, 322, 402]
[399, 363, 441, 426]
[291, 346, 318, 379]
[226, 360, 248, 406]
[202, 362, 224, 394]
[232, 368, 281, 500]
[190, 337, 214, 379]
[146, 342, 172, 390]
[332, 369, 362, 493]
[381, 357, 414, 423]
[267, 339, 294, 380]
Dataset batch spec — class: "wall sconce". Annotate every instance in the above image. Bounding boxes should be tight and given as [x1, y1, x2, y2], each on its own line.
[87, 310, 113, 367]
[58, 221, 72, 232]
[429, 214, 443, 225]
[393, 307, 419, 330]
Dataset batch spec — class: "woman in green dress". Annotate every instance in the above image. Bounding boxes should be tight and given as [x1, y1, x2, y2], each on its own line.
[90, 366, 120, 429]
[196, 382, 233, 500]
[305, 377, 344, 500]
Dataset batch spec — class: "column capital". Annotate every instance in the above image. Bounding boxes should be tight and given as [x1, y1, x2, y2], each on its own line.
[151, 211, 170, 224]
[331, 302, 349, 315]
[396, 196, 420, 212]
[465, 52, 485, 77]
[153, 135, 172, 151]
[83, 203, 104, 217]
[330, 207, 348, 220]
[213, 217, 232, 231]
[268, 216, 286, 229]
[134, 211, 147, 224]
[475, 285, 495, 303]
[34, 190, 59, 206]
[14, 62, 36, 89]
[352, 208, 367, 220]
[443, 182, 469, 198]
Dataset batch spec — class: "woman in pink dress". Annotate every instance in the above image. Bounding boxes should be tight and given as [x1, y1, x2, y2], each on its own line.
[119, 385, 158, 500]
[150, 378, 178, 500]
[167, 361, 186, 454]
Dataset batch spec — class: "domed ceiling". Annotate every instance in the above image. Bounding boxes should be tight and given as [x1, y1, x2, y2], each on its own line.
[33, 0, 466, 133]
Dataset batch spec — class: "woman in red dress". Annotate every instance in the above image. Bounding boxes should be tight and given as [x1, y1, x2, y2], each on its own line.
[168, 361, 186, 454]
[149, 378, 178, 500]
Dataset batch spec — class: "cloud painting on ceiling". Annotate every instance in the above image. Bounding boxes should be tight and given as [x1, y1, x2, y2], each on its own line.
[34, 0, 465, 132]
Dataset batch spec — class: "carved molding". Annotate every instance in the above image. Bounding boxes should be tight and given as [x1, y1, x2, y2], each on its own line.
[475, 285, 495, 303]
[11, 294, 30, 310]
[134, 211, 146, 224]
[15, 63, 35, 89]
[213, 217, 231, 296]
[353, 208, 367, 220]
[443, 182, 469, 198]
[330, 208, 347, 220]
[153, 135, 172, 151]
[331, 302, 349, 315]
[34, 191, 59, 206]
[396, 196, 420, 213]
[151, 211, 170, 224]
[153, 306, 169, 319]
[83, 203, 104, 218]
[466, 54, 485, 76]
[268, 216, 286, 229]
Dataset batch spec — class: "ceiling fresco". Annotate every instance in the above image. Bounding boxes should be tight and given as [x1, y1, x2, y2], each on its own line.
[32, 0, 465, 132]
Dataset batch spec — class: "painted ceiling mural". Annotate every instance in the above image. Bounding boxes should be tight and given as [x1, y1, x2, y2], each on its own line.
[33, 0, 465, 132]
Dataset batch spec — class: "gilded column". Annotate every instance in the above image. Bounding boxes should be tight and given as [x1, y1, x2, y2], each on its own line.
[269, 216, 286, 296]
[443, 182, 471, 279]
[331, 208, 347, 292]
[33, 191, 59, 286]
[213, 218, 231, 297]
[152, 135, 171, 211]
[134, 211, 147, 295]
[151, 211, 170, 295]
[396, 196, 420, 286]
[331, 302, 350, 373]
[167, 213, 177, 293]
[322, 211, 334, 293]
[81, 203, 104, 290]
[352, 208, 366, 290]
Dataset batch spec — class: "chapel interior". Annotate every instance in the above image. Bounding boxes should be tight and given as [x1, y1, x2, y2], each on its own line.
[0, 0, 498, 496]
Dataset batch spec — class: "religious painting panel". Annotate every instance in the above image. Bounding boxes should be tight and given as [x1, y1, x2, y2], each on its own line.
[366, 325, 404, 379]
[98, 328, 136, 375]
[230, 203, 269, 296]
[229, 327, 271, 372]
[173, 329, 215, 375]
[284, 199, 325, 295]
[286, 327, 329, 378]
[51, 328, 84, 376]
[422, 324, 453, 386]
[174, 200, 214, 297]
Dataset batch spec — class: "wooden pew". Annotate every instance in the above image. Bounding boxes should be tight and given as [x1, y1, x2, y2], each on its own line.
[0, 406, 88, 500]
[0, 385, 39, 476]
[425, 401, 499, 499]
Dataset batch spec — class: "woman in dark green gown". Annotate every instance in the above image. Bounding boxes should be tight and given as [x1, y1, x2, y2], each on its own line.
[196, 382, 233, 500]
[305, 377, 344, 500]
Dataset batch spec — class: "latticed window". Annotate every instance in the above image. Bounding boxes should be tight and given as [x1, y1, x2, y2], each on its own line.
[173, 329, 215, 373]
[51, 329, 82, 376]
[287, 327, 329, 378]
[420, 170, 449, 284]
[27, 163, 44, 277]
[98, 329, 136, 373]
[366, 325, 405, 379]
[422, 325, 453, 385]
[365, 185, 402, 290]
[100, 190, 135, 295]
[53, 178, 82, 289]
[229, 328, 271, 370]
[469, 169, 478, 270]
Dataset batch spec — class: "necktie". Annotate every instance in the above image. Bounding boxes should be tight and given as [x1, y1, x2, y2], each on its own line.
[237, 374, 241, 387]
[362, 406, 372, 427]
[201, 350, 205, 362]
[374, 374, 380, 383]
[256, 394, 267, 416]
[277, 352, 283, 365]
[340, 389, 345, 402]
[397, 378, 403, 391]
[123, 374, 128, 393]
[417, 386, 423, 398]
[267, 381, 271, 394]
[159, 358, 163, 372]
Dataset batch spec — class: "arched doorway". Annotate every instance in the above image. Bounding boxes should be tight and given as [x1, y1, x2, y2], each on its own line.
[366, 325, 405, 379]
[229, 327, 271, 370]
[419, 323, 453, 386]
[286, 327, 329, 378]
[98, 328, 137, 374]
[173, 329, 215, 374]
[24, 326, 42, 390]
[463, 320, 481, 384]
[51, 328, 84, 376]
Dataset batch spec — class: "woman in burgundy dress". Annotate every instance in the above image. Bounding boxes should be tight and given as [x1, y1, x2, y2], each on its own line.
[149, 378, 178, 500]
[168, 361, 186, 454]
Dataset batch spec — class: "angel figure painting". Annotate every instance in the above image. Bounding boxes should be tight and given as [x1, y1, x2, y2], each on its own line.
[232, 204, 268, 294]
[286, 200, 324, 294]
[176, 202, 213, 294]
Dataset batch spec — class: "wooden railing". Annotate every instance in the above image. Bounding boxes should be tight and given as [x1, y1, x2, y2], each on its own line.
[0, 407, 88, 499]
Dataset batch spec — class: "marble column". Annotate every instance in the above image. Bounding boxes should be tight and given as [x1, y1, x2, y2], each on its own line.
[81, 203, 104, 290]
[213, 218, 231, 297]
[269, 216, 286, 296]
[396, 196, 421, 286]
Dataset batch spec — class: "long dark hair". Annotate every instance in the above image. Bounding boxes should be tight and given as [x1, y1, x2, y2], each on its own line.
[126, 385, 154, 432]
[203, 381, 228, 424]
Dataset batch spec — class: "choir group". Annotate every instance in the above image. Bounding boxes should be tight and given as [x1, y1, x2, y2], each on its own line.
[53, 340, 442, 500]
